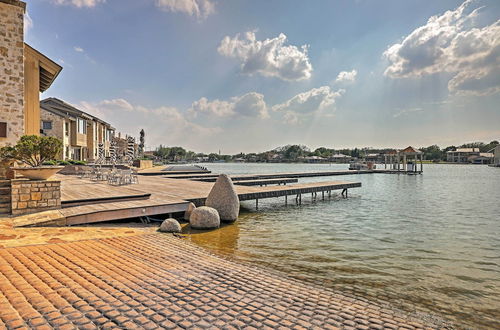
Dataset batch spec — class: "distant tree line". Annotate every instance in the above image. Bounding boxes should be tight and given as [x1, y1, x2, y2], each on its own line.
[148, 141, 499, 163]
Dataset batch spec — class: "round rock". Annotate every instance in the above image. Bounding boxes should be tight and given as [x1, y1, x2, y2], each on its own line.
[205, 174, 240, 222]
[189, 206, 220, 229]
[159, 218, 181, 233]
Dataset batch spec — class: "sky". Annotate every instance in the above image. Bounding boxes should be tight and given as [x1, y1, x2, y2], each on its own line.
[25, 0, 500, 154]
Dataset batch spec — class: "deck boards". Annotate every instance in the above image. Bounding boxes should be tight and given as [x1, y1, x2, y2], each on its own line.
[13, 174, 361, 227]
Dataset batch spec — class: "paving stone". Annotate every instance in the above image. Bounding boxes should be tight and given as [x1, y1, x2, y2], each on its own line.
[0, 234, 441, 329]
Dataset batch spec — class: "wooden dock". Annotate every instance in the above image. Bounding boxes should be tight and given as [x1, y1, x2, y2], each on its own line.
[12, 173, 361, 227]
[232, 178, 298, 186]
[160, 169, 421, 180]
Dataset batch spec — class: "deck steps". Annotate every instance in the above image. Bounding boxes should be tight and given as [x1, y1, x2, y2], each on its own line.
[0, 180, 11, 216]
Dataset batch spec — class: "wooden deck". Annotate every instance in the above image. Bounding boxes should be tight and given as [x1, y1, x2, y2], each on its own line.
[12, 173, 361, 227]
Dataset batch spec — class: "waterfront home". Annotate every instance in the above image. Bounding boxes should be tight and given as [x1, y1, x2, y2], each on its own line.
[40, 98, 115, 162]
[0, 0, 62, 147]
[364, 153, 382, 163]
[329, 153, 354, 163]
[446, 148, 493, 164]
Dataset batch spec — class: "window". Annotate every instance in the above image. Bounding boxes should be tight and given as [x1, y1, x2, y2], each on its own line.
[65, 122, 69, 136]
[77, 118, 87, 134]
[42, 121, 52, 130]
[0, 122, 6, 138]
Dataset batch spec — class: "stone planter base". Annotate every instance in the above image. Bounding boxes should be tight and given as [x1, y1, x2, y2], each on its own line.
[11, 179, 61, 216]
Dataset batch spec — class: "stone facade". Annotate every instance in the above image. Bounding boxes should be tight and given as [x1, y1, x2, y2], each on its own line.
[0, 0, 25, 147]
[40, 108, 68, 159]
[10, 179, 61, 215]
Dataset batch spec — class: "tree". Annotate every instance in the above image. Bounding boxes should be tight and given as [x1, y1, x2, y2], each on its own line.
[10, 135, 62, 167]
[420, 145, 443, 161]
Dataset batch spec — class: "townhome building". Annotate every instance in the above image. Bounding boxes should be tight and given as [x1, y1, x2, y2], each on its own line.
[40, 98, 115, 162]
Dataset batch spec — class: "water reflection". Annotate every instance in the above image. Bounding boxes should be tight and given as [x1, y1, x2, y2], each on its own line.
[183, 222, 241, 257]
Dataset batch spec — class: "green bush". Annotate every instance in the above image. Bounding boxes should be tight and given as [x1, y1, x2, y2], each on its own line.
[72, 160, 87, 165]
[9, 135, 63, 167]
[42, 160, 57, 166]
[0, 146, 16, 162]
[57, 160, 71, 166]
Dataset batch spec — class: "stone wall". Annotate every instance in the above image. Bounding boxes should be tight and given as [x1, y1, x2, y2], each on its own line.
[0, 0, 25, 147]
[11, 179, 61, 215]
[40, 108, 66, 159]
[133, 159, 153, 169]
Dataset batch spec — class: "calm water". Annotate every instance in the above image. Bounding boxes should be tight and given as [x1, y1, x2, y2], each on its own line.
[183, 163, 500, 329]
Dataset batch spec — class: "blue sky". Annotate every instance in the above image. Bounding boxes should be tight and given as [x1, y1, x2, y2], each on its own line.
[26, 0, 500, 153]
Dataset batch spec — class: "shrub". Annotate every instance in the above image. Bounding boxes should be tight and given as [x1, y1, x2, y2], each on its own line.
[72, 160, 86, 165]
[0, 146, 16, 162]
[42, 160, 57, 166]
[11, 135, 63, 167]
[57, 160, 71, 166]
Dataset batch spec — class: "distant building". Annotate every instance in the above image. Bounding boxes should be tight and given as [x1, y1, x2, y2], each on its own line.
[40, 98, 115, 162]
[446, 148, 492, 164]
[328, 154, 354, 163]
[469, 153, 494, 164]
[364, 153, 381, 163]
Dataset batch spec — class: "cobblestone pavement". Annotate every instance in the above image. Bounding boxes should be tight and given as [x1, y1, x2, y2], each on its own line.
[0, 234, 442, 329]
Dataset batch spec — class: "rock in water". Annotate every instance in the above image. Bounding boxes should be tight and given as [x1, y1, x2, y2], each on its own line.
[184, 202, 196, 221]
[159, 218, 181, 233]
[190, 206, 220, 229]
[205, 174, 240, 222]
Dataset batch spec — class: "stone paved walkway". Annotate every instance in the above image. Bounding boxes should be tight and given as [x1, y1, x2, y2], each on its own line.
[0, 234, 441, 329]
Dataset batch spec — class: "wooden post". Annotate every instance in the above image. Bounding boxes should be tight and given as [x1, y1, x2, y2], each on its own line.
[285, 195, 288, 206]
[322, 191, 324, 200]
[256, 198, 259, 210]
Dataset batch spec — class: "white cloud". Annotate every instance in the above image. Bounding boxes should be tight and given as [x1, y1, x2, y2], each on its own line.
[273, 86, 345, 124]
[100, 98, 134, 111]
[393, 107, 424, 118]
[383, 0, 500, 95]
[78, 99, 219, 146]
[283, 111, 299, 125]
[52, 0, 105, 8]
[24, 12, 33, 36]
[155, 0, 215, 19]
[218, 31, 313, 81]
[188, 92, 269, 119]
[273, 86, 344, 114]
[335, 69, 357, 83]
[73, 46, 84, 53]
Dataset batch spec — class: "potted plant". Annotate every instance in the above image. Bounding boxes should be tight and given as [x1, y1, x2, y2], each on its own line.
[0, 146, 16, 179]
[9, 135, 64, 180]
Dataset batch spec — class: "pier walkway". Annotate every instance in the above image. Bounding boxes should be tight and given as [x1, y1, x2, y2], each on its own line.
[11, 174, 361, 227]
[160, 169, 421, 180]
[0, 233, 440, 329]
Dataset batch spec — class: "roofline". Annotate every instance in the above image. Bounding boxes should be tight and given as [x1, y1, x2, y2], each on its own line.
[41, 97, 113, 127]
[25, 43, 63, 92]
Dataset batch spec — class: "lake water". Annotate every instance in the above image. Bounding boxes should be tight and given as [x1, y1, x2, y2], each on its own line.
[182, 163, 500, 329]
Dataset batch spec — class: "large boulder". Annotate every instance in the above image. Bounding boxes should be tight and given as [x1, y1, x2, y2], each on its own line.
[159, 218, 182, 233]
[205, 174, 240, 222]
[184, 202, 196, 221]
[190, 206, 220, 229]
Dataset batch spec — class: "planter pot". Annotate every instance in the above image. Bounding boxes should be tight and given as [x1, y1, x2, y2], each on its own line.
[11, 166, 64, 180]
